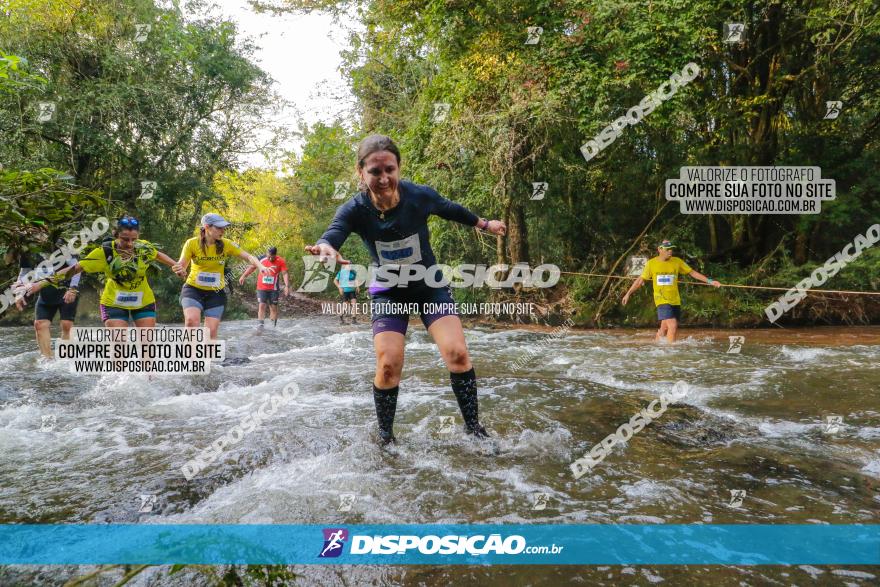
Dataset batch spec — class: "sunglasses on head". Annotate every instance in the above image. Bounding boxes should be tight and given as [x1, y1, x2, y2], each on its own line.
[118, 216, 139, 229]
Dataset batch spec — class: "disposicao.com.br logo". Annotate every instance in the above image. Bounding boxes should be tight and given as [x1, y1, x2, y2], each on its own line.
[319, 528, 348, 558]
[298, 256, 561, 292]
[317, 527, 563, 558]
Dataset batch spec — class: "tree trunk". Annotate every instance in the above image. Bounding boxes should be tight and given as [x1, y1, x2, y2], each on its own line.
[708, 215, 718, 253]
[793, 229, 808, 265]
[506, 199, 529, 265]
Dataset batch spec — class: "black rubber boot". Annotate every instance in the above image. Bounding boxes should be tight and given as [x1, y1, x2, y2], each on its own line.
[450, 368, 489, 438]
[373, 384, 399, 444]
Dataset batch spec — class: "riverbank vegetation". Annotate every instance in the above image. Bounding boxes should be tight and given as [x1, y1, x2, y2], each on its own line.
[2, 0, 878, 328]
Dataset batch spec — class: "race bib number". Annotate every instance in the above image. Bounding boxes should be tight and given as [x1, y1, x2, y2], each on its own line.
[376, 234, 422, 266]
[114, 291, 144, 307]
[196, 272, 221, 287]
[656, 274, 675, 286]
[261, 275, 275, 285]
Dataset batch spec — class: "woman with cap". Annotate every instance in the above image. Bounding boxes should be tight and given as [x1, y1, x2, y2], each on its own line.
[46, 215, 185, 328]
[305, 134, 507, 444]
[174, 213, 270, 339]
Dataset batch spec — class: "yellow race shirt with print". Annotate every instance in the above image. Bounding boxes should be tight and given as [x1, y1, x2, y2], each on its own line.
[182, 237, 242, 290]
[79, 240, 159, 309]
[640, 256, 693, 306]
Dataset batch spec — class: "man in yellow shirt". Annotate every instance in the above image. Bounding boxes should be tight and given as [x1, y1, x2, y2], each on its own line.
[621, 240, 722, 342]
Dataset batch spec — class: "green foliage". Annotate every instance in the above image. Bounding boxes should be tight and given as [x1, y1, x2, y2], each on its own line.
[277, 0, 880, 324]
[3, 0, 879, 326]
[0, 168, 106, 257]
[0, 51, 47, 91]
[0, 0, 286, 317]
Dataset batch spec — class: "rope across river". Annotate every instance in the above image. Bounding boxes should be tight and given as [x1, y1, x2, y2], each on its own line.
[5, 269, 878, 299]
[557, 270, 880, 297]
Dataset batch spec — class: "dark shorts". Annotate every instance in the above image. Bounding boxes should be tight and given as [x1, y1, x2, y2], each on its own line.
[370, 284, 458, 336]
[37, 284, 67, 305]
[35, 297, 78, 322]
[180, 284, 226, 319]
[257, 289, 280, 305]
[657, 304, 682, 321]
[100, 303, 157, 323]
[340, 291, 357, 302]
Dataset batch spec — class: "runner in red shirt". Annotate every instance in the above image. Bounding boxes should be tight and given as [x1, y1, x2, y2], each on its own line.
[240, 246, 289, 327]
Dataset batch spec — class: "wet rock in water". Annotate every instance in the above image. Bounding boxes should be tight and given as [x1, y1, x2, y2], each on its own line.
[184, 378, 225, 395]
[657, 410, 750, 448]
[221, 356, 252, 366]
[169, 445, 281, 511]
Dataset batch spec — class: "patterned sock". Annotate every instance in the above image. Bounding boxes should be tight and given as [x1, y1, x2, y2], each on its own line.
[450, 368, 488, 437]
[372, 384, 399, 443]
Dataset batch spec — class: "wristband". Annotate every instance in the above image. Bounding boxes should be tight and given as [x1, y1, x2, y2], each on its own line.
[480, 219, 489, 230]
[706, 278, 714, 285]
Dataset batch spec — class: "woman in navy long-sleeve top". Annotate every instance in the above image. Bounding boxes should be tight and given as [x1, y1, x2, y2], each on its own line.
[306, 134, 507, 444]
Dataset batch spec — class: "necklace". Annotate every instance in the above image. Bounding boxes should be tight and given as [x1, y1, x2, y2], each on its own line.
[370, 190, 399, 220]
[116, 242, 134, 261]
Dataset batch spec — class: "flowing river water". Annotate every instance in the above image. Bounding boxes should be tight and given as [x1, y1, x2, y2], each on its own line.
[0, 319, 878, 585]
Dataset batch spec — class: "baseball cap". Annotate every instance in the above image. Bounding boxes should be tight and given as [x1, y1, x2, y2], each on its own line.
[658, 239, 675, 249]
[268, 246, 278, 255]
[201, 213, 230, 228]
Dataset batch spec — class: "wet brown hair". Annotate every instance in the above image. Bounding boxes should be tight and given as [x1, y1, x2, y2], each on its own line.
[200, 226, 224, 255]
[356, 134, 401, 169]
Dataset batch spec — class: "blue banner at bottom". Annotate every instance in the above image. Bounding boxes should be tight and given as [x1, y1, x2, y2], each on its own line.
[0, 524, 877, 565]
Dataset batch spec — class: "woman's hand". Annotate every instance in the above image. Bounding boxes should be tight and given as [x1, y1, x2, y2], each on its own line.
[159, 253, 187, 278]
[63, 289, 78, 304]
[172, 262, 187, 278]
[305, 243, 350, 265]
[486, 220, 507, 236]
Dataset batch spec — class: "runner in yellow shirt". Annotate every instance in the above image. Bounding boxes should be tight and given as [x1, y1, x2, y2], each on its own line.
[47, 216, 185, 327]
[174, 213, 270, 339]
[621, 239, 722, 342]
